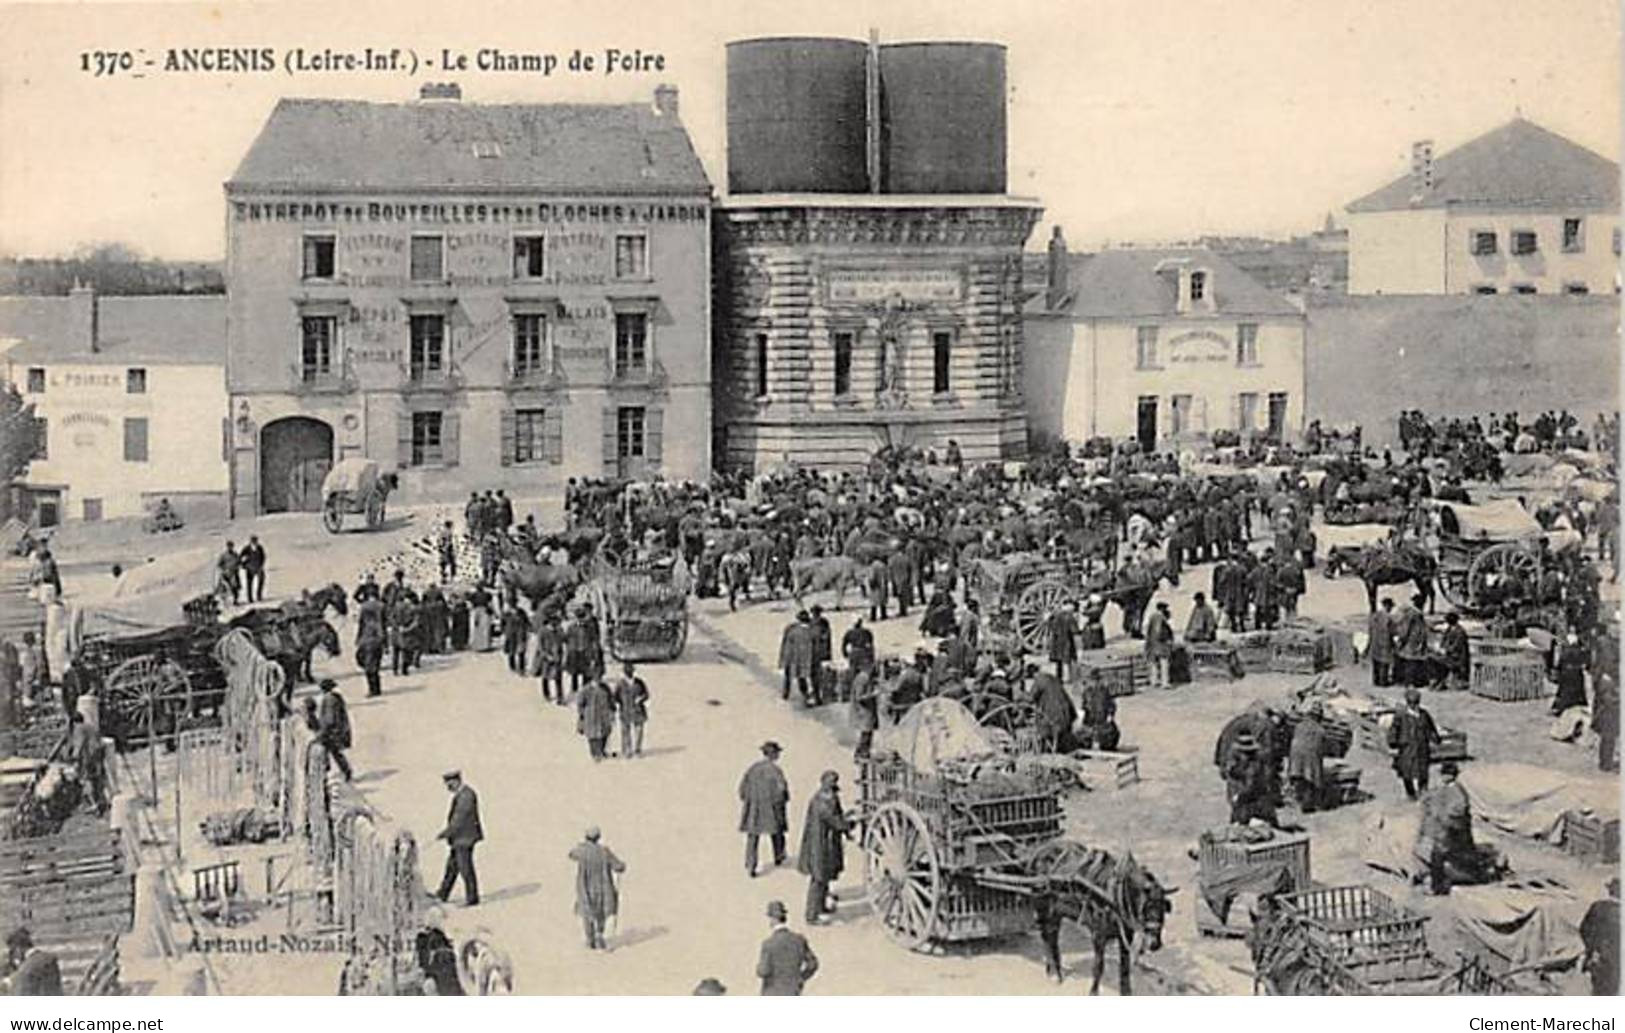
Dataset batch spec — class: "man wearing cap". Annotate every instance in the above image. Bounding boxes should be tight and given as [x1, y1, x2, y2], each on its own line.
[1417, 761, 1473, 895]
[434, 771, 483, 907]
[316, 678, 354, 781]
[568, 827, 626, 950]
[739, 742, 790, 876]
[1047, 601, 1079, 682]
[1394, 593, 1430, 688]
[779, 611, 816, 706]
[612, 662, 649, 759]
[1581, 877, 1620, 996]
[2, 928, 61, 995]
[1185, 592, 1218, 644]
[757, 900, 819, 995]
[796, 771, 853, 924]
[1388, 687, 1441, 800]
[1144, 600, 1175, 689]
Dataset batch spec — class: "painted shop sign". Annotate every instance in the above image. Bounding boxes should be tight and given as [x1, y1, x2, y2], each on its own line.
[1165, 329, 1233, 364]
[232, 199, 707, 224]
[47, 371, 123, 390]
[827, 268, 963, 305]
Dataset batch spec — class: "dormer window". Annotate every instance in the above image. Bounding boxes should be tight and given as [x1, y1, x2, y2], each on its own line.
[1189, 270, 1207, 303]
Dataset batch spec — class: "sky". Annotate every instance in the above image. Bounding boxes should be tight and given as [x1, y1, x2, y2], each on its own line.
[0, 0, 1619, 260]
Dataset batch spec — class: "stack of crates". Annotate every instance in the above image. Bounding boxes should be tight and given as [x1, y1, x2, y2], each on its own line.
[1562, 810, 1621, 865]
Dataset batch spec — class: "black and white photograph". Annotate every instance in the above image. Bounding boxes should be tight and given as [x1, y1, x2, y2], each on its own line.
[0, 0, 1620, 1008]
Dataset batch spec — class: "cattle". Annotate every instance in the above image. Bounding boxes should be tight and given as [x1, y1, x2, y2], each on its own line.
[790, 556, 864, 610]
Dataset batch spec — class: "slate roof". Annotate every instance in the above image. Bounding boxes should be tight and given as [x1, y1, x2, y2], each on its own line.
[1347, 118, 1620, 213]
[1031, 248, 1301, 320]
[229, 98, 712, 195]
[0, 295, 224, 366]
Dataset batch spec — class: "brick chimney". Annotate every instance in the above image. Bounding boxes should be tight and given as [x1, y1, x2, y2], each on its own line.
[1409, 139, 1435, 203]
[1045, 226, 1069, 310]
[653, 84, 679, 119]
[68, 280, 99, 352]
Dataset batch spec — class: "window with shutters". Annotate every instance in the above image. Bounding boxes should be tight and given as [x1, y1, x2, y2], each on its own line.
[833, 331, 854, 397]
[754, 334, 769, 398]
[301, 317, 335, 379]
[302, 235, 335, 280]
[126, 368, 147, 394]
[411, 411, 443, 466]
[410, 235, 444, 282]
[123, 417, 149, 462]
[514, 408, 546, 464]
[617, 406, 646, 459]
[1235, 324, 1259, 366]
[614, 313, 648, 377]
[1135, 326, 1160, 369]
[512, 314, 547, 376]
[512, 235, 546, 279]
[409, 315, 445, 382]
[614, 233, 649, 279]
[25, 367, 44, 393]
[932, 330, 952, 394]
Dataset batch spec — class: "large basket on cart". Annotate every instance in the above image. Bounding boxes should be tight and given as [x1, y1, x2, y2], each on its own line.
[588, 553, 689, 662]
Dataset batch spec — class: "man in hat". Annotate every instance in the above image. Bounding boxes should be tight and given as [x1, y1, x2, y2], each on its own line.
[565, 605, 598, 696]
[757, 900, 819, 995]
[1031, 667, 1078, 753]
[1394, 593, 1430, 688]
[612, 662, 649, 759]
[1369, 597, 1397, 688]
[887, 545, 915, 618]
[1434, 612, 1470, 691]
[241, 534, 267, 603]
[1388, 687, 1441, 800]
[1222, 730, 1276, 826]
[568, 827, 626, 950]
[1417, 761, 1473, 895]
[434, 771, 483, 907]
[842, 615, 876, 680]
[1287, 703, 1328, 812]
[1581, 877, 1620, 996]
[739, 742, 790, 876]
[1144, 600, 1175, 689]
[797, 770, 853, 924]
[501, 599, 531, 675]
[1047, 601, 1079, 681]
[316, 678, 354, 781]
[692, 977, 728, 996]
[1185, 592, 1218, 644]
[849, 664, 880, 760]
[809, 605, 833, 704]
[576, 674, 617, 761]
[2, 928, 61, 995]
[779, 611, 816, 706]
[1079, 668, 1119, 751]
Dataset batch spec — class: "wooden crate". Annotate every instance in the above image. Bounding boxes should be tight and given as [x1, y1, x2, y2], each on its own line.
[1435, 727, 1469, 763]
[1188, 643, 1244, 680]
[1074, 749, 1139, 790]
[1235, 634, 1275, 672]
[1470, 654, 1550, 702]
[1076, 656, 1140, 698]
[1, 712, 70, 759]
[1323, 760, 1364, 807]
[1271, 633, 1334, 674]
[1198, 830, 1313, 891]
[1279, 884, 1433, 984]
[1563, 810, 1621, 865]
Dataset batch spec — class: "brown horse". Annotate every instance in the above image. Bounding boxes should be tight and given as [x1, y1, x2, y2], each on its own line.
[1324, 543, 1436, 612]
[1024, 841, 1176, 995]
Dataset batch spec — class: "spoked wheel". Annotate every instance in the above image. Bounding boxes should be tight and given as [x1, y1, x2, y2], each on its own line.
[863, 801, 942, 951]
[1437, 570, 1469, 610]
[1468, 544, 1539, 611]
[1015, 578, 1074, 655]
[322, 502, 343, 534]
[103, 656, 192, 743]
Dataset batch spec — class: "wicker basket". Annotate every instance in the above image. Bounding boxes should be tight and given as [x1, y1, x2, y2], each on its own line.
[1470, 654, 1550, 702]
[1562, 810, 1621, 865]
[1278, 884, 1433, 983]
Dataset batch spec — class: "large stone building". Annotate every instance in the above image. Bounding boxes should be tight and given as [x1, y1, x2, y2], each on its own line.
[225, 84, 712, 515]
[1024, 243, 1306, 451]
[1346, 118, 1621, 296]
[2, 287, 228, 526]
[713, 37, 1040, 471]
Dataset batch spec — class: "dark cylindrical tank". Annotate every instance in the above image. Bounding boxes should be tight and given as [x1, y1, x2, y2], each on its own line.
[880, 42, 1007, 194]
[727, 37, 870, 194]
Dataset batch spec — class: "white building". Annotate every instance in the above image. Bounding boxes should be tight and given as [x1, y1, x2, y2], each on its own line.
[1346, 118, 1621, 296]
[2, 286, 228, 526]
[1024, 242, 1306, 450]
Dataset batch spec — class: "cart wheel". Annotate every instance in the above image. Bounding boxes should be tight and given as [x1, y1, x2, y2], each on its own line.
[1015, 578, 1074, 655]
[365, 495, 384, 530]
[863, 801, 941, 950]
[1467, 544, 1539, 611]
[322, 503, 343, 534]
[1436, 570, 1469, 610]
[103, 656, 191, 743]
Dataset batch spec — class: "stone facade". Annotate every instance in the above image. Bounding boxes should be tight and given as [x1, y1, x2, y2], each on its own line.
[714, 199, 1040, 472]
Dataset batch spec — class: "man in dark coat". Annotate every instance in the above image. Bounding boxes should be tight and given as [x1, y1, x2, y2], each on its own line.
[866, 558, 890, 622]
[502, 602, 531, 675]
[1079, 668, 1119, 751]
[796, 770, 852, 924]
[240, 535, 267, 603]
[887, 548, 915, 618]
[1550, 630, 1591, 714]
[1031, 670, 1077, 753]
[434, 771, 483, 907]
[1395, 594, 1430, 687]
[1388, 687, 1441, 799]
[316, 679, 354, 781]
[569, 826, 626, 950]
[1222, 553, 1253, 631]
[1273, 554, 1305, 620]
[1047, 602, 1079, 681]
[1185, 592, 1219, 643]
[739, 742, 790, 876]
[3, 929, 61, 995]
[809, 605, 833, 704]
[757, 900, 818, 995]
[779, 611, 816, 705]
[536, 612, 565, 704]
[1434, 612, 1470, 691]
[1287, 704, 1327, 812]
[565, 606, 599, 696]
[1250, 551, 1278, 630]
[1369, 597, 1397, 687]
[612, 662, 649, 758]
[841, 616, 875, 674]
[576, 676, 617, 761]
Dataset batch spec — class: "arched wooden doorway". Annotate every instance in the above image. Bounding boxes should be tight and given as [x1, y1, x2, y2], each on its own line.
[260, 417, 333, 513]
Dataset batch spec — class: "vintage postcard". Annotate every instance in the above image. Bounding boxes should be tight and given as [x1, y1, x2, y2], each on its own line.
[0, 0, 1619, 1005]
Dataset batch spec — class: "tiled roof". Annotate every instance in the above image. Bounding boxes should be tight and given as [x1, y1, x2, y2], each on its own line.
[1030, 248, 1301, 319]
[229, 97, 711, 195]
[1347, 118, 1620, 213]
[0, 295, 224, 366]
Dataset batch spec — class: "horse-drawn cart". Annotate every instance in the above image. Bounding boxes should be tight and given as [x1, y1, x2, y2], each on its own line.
[76, 625, 227, 748]
[1433, 500, 1548, 613]
[321, 458, 398, 534]
[962, 551, 1105, 655]
[587, 553, 689, 662]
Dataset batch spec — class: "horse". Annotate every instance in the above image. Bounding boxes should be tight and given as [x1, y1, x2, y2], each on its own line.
[1323, 543, 1437, 612]
[789, 555, 863, 610]
[228, 610, 341, 687]
[1023, 841, 1176, 996]
[301, 582, 349, 619]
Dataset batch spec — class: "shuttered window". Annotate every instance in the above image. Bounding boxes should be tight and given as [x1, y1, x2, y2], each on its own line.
[409, 316, 445, 380]
[615, 313, 648, 377]
[514, 408, 546, 464]
[406, 411, 458, 467]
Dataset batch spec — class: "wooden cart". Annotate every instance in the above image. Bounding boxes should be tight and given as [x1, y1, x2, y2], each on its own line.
[588, 553, 689, 662]
[76, 624, 227, 748]
[1433, 500, 1548, 614]
[962, 551, 1108, 655]
[320, 458, 398, 534]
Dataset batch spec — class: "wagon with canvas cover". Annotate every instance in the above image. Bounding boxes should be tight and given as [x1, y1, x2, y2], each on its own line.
[1432, 500, 1553, 613]
[321, 458, 398, 533]
[962, 551, 1108, 655]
